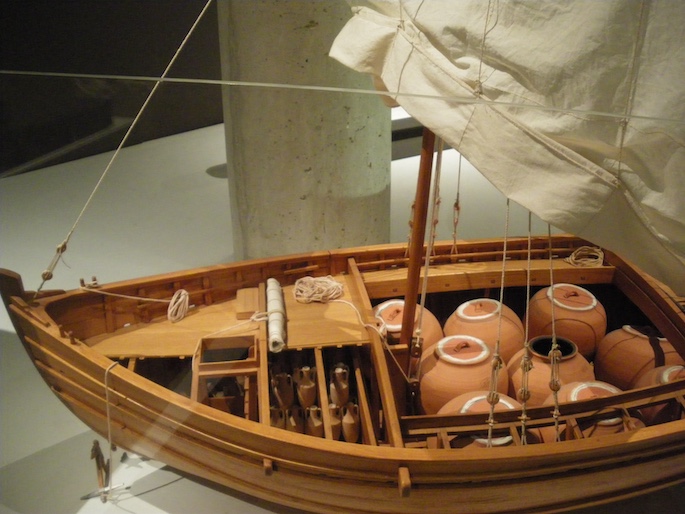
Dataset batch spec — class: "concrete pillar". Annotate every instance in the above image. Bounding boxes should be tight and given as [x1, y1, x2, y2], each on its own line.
[217, 0, 390, 260]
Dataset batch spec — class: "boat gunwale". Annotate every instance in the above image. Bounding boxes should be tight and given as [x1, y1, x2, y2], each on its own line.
[5, 243, 685, 512]
[28, 234, 593, 299]
[5, 235, 684, 450]
[16, 313, 685, 480]
[31, 235, 612, 328]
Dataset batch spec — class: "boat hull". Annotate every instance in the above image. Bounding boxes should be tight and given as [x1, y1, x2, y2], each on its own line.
[3, 236, 685, 513]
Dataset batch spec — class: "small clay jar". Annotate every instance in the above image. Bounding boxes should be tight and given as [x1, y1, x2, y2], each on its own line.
[444, 298, 525, 364]
[270, 407, 285, 429]
[293, 366, 318, 408]
[420, 335, 508, 415]
[540, 381, 643, 442]
[507, 336, 595, 407]
[341, 402, 360, 443]
[633, 365, 685, 425]
[329, 403, 343, 440]
[374, 299, 443, 349]
[270, 372, 294, 409]
[329, 362, 350, 407]
[285, 406, 305, 433]
[305, 406, 324, 437]
[594, 325, 685, 390]
[438, 391, 542, 447]
[525, 283, 606, 359]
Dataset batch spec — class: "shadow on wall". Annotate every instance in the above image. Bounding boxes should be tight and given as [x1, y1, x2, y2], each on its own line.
[0, 0, 224, 175]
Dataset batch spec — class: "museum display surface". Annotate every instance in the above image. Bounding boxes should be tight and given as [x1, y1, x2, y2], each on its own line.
[2, 1, 685, 513]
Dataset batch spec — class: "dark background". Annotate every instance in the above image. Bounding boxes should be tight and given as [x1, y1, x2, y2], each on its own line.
[0, 0, 224, 175]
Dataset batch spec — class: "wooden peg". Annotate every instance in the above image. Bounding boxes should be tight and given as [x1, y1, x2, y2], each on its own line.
[398, 466, 411, 497]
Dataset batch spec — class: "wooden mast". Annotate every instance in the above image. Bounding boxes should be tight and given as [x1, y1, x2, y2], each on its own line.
[400, 128, 436, 384]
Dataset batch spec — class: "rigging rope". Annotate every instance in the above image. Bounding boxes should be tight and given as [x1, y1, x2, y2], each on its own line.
[3, 69, 682, 126]
[450, 153, 463, 255]
[518, 212, 534, 444]
[408, 136, 445, 386]
[33, 0, 215, 295]
[485, 198, 510, 447]
[547, 224, 562, 441]
[426, 138, 443, 258]
[417, 137, 444, 333]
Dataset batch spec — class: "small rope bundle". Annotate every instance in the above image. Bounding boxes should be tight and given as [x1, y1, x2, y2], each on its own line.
[167, 289, 190, 323]
[293, 276, 344, 303]
[564, 246, 604, 267]
[81, 286, 190, 322]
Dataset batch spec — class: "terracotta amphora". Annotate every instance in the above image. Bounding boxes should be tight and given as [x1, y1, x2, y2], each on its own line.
[374, 299, 443, 349]
[444, 298, 525, 364]
[269, 406, 285, 429]
[305, 405, 324, 437]
[633, 365, 685, 425]
[271, 372, 294, 409]
[329, 362, 350, 407]
[285, 405, 305, 433]
[420, 335, 508, 415]
[594, 325, 685, 390]
[438, 391, 542, 447]
[329, 403, 342, 440]
[341, 402, 360, 443]
[507, 336, 595, 407]
[540, 381, 644, 442]
[293, 366, 318, 408]
[525, 283, 606, 359]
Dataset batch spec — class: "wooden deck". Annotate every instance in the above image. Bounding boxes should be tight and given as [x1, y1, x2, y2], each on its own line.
[87, 273, 370, 359]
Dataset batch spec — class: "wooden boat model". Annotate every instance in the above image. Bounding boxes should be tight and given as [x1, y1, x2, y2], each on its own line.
[3, 1, 685, 512]
[2, 229, 685, 513]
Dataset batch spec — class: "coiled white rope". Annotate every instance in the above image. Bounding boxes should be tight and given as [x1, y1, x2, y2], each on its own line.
[167, 289, 190, 323]
[267, 278, 287, 353]
[564, 246, 605, 267]
[293, 276, 344, 303]
[80, 287, 190, 322]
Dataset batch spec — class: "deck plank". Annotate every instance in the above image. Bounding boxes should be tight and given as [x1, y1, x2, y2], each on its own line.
[87, 273, 369, 358]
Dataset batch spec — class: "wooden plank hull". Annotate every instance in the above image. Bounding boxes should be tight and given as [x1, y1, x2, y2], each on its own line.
[3, 236, 685, 513]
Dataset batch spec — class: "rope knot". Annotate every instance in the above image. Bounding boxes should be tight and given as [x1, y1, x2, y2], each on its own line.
[520, 355, 533, 372]
[548, 348, 562, 362]
[518, 388, 531, 402]
[487, 391, 500, 406]
[548, 379, 561, 392]
[473, 80, 483, 96]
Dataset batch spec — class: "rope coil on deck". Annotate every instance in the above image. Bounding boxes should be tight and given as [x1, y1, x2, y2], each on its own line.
[292, 276, 344, 303]
[80, 286, 190, 322]
[564, 246, 605, 267]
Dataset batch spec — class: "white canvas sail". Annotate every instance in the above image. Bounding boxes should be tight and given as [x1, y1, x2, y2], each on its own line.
[330, 0, 685, 295]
